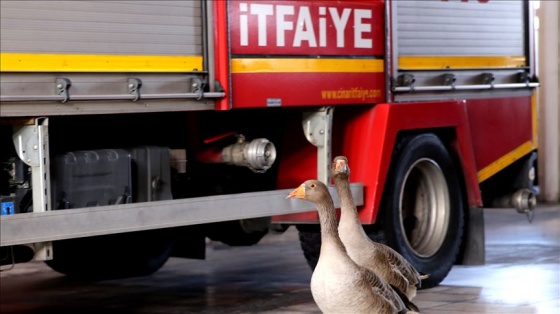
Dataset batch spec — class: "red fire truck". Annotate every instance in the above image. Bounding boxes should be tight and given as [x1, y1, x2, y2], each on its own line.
[0, 0, 538, 288]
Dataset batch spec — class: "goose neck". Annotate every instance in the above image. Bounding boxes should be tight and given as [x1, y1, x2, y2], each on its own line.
[316, 201, 346, 249]
[334, 176, 359, 215]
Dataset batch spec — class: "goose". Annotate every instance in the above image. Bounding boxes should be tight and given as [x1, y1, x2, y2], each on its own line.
[287, 180, 419, 314]
[332, 156, 428, 300]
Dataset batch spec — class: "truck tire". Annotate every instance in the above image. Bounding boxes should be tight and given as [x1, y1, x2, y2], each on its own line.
[45, 229, 174, 280]
[378, 133, 465, 288]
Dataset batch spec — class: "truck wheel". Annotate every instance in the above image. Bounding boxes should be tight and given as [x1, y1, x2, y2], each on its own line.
[45, 229, 174, 280]
[379, 133, 464, 288]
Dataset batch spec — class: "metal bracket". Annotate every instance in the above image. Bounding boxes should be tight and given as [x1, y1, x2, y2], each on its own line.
[517, 72, 530, 87]
[191, 78, 205, 100]
[398, 74, 416, 88]
[11, 118, 53, 261]
[442, 73, 456, 87]
[481, 73, 495, 87]
[302, 107, 334, 184]
[55, 78, 71, 103]
[128, 78, 142, 102]
[12, 118, 52, 213]
[13, 125, 41, 168]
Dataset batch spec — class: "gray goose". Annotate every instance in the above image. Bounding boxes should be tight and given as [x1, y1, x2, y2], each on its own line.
[332, 156, 427, 300]
[287, 180, 418, 314]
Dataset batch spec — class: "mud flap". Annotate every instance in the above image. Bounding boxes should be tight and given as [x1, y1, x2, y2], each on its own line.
[459, 205, 485, 265]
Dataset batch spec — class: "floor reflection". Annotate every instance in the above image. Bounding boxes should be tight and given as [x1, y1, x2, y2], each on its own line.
[1, 205, 558, 314]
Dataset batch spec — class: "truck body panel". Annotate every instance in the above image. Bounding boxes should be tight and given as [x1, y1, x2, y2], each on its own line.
[0, 1, 218, 116]
[1, 1, 203, 64]
[395, 1, 525, 59]
[228, 0, 386, 108]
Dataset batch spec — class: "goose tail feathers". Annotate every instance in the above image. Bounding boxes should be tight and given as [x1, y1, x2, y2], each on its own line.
[390, 284, 420, 313]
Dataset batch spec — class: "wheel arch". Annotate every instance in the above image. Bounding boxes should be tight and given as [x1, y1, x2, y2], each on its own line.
[380, 125, 482, 215]
[386, 128, 471, 211]
[338, 101, 481, 225]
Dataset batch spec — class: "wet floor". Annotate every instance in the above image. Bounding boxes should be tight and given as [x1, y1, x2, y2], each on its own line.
[1, 204, 559, 314]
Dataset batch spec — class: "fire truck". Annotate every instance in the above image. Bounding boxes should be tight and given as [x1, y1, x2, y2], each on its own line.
[0, 0, 538, 288]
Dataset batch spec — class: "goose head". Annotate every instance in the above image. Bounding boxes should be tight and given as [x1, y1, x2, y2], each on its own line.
[286, 180, 332, 205]
[332, 156, 351, 179]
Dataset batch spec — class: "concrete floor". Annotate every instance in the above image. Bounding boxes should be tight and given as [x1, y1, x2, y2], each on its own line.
[1, 204, 559, 313]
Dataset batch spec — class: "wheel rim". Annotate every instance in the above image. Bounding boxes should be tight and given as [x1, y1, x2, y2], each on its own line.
[399, 158, 450, 258]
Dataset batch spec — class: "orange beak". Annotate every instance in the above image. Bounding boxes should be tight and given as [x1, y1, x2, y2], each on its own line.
[335, 159, 349, 174]
[286, 184, 306, 199]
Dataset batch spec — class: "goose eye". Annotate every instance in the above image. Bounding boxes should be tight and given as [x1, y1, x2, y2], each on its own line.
[310, 183, 316, 188]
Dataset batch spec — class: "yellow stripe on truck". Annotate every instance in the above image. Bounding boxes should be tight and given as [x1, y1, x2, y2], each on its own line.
[399, 56, 526, 70]
[477, 141, 536, 183]
[231, 58, 384, 73]
[0, 53, 203, 72]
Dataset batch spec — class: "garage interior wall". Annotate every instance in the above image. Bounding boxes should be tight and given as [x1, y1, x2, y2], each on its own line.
[536, 0, 560, 203]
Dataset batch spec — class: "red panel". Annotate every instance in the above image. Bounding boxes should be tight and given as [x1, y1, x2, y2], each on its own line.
[229, 0, 384, 56]
[214, 0, 231, 110]
[466, 97, 532, 170]
[275, 116, 318, 190]
[273, 115, 320, 223]
[232, 72, 385, 108]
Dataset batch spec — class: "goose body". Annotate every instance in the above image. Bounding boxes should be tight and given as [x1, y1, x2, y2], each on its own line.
[332, 156, 426, 300]
[287, 180, 415, 314]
